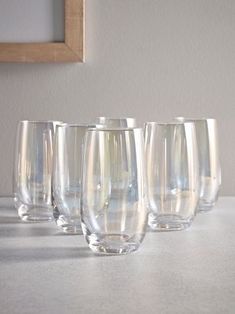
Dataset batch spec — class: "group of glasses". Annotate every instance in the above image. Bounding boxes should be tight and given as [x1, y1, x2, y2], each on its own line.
[13, 117, 221, 255]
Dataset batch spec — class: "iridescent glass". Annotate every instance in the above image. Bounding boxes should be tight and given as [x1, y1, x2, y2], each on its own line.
[145, 122, 199, 231]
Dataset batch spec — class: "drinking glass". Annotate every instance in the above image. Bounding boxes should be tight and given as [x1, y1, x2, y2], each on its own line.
[145, 122, 199, 231]
[81, 127, 147, 254]
[53, 123, 99, 234]
[95, 117, 137, 128]
[175, 118, 221, 211]
[14, 120, 61, 222]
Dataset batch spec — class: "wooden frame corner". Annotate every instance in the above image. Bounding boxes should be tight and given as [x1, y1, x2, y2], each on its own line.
[0, 0, 85, 63]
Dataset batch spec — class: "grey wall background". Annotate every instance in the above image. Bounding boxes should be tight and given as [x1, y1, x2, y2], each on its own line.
[0, 0, 234, 196]
[0, 0, 64, 42]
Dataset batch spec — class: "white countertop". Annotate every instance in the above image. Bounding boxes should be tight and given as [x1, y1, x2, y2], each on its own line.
[0, 197, 235, 314]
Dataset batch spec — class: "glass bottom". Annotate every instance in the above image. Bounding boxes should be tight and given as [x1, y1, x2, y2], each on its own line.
[55, 215, 82, 235]
[60, 225, 82, 235]
[148, 214, 193, 231]
[198, 200, 215, 212]
[85, 232, 141, 255]
[89, 236, 140, 255]
[17, 203, 54, 223]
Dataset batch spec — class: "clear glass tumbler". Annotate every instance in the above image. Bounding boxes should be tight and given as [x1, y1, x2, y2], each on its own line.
[95, 117, 137, 128]
[145, 122, 199, 231]
[53, 123, 99, 234]
[81, 127, 147, 255]
[175, 118, 221, 211]
[14, 120, 60, 222]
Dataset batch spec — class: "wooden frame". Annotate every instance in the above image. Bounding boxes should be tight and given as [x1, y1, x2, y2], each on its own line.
[0, 0, 84, 63]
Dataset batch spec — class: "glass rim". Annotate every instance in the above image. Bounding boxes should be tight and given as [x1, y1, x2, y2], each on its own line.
[96, 116, 136, 120]
[87, 126, 142, 132]
[19, 120, 63, 124]
[56, 123, 102, 128]
[175, 117, 217, 122]
[145, 121, 195, 126]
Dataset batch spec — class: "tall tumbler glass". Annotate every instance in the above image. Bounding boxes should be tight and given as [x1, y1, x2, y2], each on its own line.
[53, 124, 99, 234]
[175, 118, 221, 211]
[81, 127, 147, 255]
[145, 122, 199, 231]
[95, 117, 137, 128]
[14, 120, 60, 222]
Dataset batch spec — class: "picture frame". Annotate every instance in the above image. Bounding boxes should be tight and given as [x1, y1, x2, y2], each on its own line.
[0, 0, 84, 63]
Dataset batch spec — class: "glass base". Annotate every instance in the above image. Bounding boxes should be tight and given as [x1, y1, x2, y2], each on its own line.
[148, 214, 193, 231]
[17, 203, 54, 223]
[198, 201, 215, 212]
[55, 215, 82, 235]
[61, 225, 82, 235]
[85, 232, 141, 255]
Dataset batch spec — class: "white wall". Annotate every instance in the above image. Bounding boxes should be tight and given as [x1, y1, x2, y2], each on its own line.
[0, 0, 234, 195]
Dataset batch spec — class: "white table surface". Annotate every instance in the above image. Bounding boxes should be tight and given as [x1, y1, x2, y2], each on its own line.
[0, 197, 235, 314]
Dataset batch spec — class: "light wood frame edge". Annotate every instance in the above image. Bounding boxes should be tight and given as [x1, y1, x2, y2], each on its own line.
[0, 0, 84, 63]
